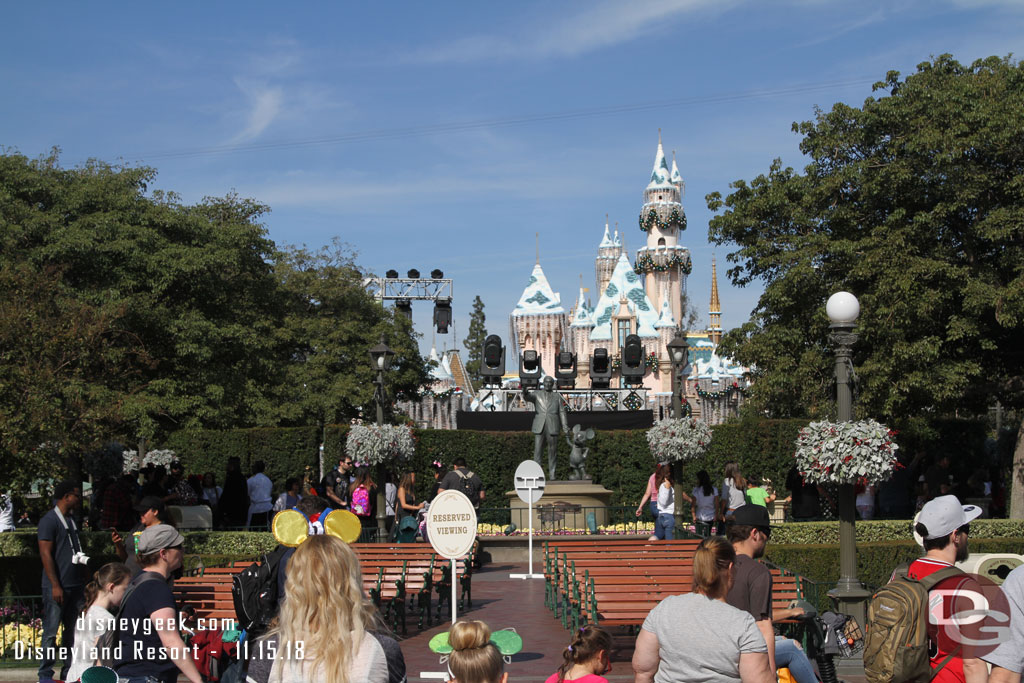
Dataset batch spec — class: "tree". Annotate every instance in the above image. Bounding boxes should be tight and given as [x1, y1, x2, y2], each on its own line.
[462, 295, 487, 387]
[270, 240, 431, 429]
[704, 55, 1024, 509]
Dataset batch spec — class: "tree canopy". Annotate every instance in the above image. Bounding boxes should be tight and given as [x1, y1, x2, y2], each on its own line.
[705, 55, 1024, 425]
[0, 150, 429, 488]
[462, 295, 487, 388]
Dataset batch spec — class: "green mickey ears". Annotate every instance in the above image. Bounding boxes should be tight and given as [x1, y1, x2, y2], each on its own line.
[428, 629, 523, 656]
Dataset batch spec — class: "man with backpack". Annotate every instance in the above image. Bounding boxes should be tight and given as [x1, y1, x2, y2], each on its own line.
[438, 458, 484, 508]
[864, 495, 985, 683]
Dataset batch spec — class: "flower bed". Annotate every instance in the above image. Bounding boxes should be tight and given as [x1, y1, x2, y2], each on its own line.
[474, 522, 699, 536]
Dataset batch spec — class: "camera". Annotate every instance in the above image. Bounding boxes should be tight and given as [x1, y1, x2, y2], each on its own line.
[71, 551, 90, 565]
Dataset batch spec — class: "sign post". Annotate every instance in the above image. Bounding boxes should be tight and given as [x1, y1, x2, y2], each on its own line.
[422, 490, 478, 681]
[510, 459, 545, 580]
[425, 489, 478, 624]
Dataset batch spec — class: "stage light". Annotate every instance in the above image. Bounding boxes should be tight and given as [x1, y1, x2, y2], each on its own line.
[519, 350, 541, 390]
[395, 298, 412, 320]
[555, 351, 577, 389]
[433, 298, 452, 334]
[430, 269, 444, 279]
[621, 334, 645, 386]
[407, 269, 420, 279]
[590, 347, 611, 389]
[385, 269, 399, 279]
[480, 335, 505, 387]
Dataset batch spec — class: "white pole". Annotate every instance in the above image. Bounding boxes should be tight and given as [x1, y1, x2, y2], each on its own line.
[451, 559, 457, 625]
[527, 494, 534, 576]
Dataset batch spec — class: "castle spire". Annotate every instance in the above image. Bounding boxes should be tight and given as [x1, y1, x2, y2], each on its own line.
[670, 150, 684, 195]
[709, 257, 722, 345]
[647, 132, 672, 189]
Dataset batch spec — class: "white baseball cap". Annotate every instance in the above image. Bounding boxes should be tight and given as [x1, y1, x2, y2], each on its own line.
[917, 495, 982, 540]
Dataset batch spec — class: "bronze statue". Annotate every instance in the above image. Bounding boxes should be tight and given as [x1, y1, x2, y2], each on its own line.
[522, 376, 569, 479]
[565, 425, 595, 480]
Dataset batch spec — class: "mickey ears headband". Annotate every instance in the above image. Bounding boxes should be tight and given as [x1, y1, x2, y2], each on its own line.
[428, 629, 523, 657]
[272, 507, 362, 547]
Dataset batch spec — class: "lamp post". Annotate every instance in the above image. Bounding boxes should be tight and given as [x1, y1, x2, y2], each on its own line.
[369, 334, 395, 539]
[666, 332, 690, 420]
[825, 292, 871, 627]
[666, 331, 690, 527]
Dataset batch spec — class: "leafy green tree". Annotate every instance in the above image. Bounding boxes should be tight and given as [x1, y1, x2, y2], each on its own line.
[704, 55, 1024, 509]
[270, 240, 432, 429]
[462, 295, 487, 387]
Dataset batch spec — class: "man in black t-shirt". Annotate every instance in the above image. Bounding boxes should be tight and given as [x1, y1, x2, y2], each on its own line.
[437, 457, 485, 508]
[322, 455, 354, 509]
[114, 524, 202, 683]
[37, 481, 86, 683]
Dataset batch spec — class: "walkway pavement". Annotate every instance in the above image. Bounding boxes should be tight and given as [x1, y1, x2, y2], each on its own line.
[0, 561, 867, 683]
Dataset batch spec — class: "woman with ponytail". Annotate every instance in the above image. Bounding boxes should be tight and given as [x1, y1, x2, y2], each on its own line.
[632, 536, 772, 683]
[66, 562, 131, 682]
[447, 620, 506, 683]
[547, 624, 613, 682]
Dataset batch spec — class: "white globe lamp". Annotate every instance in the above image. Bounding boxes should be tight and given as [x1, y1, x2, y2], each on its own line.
[826, 292, 860, 324]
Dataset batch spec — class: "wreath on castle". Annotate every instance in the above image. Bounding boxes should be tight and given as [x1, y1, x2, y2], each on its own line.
[638, 207, 687, 233]
[634, 251, 692, 275]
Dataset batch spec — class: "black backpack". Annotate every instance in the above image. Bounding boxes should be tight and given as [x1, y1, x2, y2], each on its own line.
[454, 469, 478, 502]
[232, 545, 289, 634]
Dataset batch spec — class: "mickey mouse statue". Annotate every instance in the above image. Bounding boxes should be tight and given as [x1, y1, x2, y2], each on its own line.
[565, 425, 595, 481]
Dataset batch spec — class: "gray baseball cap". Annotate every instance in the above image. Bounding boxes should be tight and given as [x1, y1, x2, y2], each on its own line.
[137, 524, 185, 554]
[917, 495, 982, 540]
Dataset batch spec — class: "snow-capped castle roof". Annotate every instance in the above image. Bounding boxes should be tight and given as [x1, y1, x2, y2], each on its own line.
[428, 345, 453, 381]
[571, 287, 596, 328]
[654, 295, 677, 329]
[589, 253, 660, 341]
[512, 263, 565, 316]
[647, 138, 675, 190]
[670, 153, 684, 191]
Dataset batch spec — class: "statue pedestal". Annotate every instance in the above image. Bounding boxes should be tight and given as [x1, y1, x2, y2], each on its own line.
[506, 480, 614, 532]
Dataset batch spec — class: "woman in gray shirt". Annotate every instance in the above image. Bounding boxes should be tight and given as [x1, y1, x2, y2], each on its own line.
[632, 536, 773, 683]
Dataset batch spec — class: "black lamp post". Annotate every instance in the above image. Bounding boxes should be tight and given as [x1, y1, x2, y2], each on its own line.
[666, 331, 691, 526]
[825, 292, 871, 626]
[666, 332, 690, 419]
[368, 334, 395, 538]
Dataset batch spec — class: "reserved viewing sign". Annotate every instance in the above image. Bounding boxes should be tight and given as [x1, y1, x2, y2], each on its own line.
[426, 490, 478, 559]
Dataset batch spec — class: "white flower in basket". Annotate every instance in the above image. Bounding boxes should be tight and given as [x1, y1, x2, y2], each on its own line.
[346, 424, 416, 467]
[793, 420, 899, 485]
[646, 417, 713, 463]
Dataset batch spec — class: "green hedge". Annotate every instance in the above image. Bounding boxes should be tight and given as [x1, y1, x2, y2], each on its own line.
[137, 415, 998, 510]
[767, 537, 1024, 591]
[769, 519, 1024, 544]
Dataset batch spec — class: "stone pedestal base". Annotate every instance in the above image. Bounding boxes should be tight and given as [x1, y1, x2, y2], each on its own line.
[506, 480, 614, 532]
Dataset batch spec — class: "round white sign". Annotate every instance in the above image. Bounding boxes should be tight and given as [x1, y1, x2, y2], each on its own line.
[426, 490, 478, 559]
[514, 459, 546, 504]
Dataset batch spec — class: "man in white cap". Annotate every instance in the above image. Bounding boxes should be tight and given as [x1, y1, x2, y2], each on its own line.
[113, 524, 202, 683]
[904, 495, 984, 683]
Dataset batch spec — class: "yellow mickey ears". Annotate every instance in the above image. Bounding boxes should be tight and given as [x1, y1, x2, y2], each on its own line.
[272, 509, 362, 547]
[323, 509, 362, 544]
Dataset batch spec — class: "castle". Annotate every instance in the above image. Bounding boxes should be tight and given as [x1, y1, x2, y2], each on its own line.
[403, 135, 749, 428]
[509, 134, 748, 422]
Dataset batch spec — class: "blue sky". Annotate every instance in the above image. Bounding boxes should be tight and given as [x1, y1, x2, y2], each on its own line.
[4, 1, 1023, 363]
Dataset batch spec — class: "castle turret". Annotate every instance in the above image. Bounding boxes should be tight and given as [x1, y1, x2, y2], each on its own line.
[511, 261, 568, 377]
[595, 215, 621, 299]
[635, 132, 691, 327]
[709, 257, 722, 345]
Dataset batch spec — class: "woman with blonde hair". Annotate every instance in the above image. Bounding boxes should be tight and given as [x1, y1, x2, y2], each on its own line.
[632, 536, 772, 683]
[448, 620, 506, 683]
[245, 535, 405, 683]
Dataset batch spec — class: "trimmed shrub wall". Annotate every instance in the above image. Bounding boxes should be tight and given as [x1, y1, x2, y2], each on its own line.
[148, 416, 994, 510]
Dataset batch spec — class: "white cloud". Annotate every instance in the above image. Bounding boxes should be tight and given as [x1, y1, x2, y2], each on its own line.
[405, 0, 737, 64]
[228, 80, 284, 143]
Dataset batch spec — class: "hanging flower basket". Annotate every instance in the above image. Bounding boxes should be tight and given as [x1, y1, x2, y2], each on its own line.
[646, 417, 712, 463]
[793, 420, 899, 485]
[346, 424, 416, 467]
[121, 449, 177, 473]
